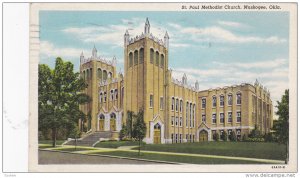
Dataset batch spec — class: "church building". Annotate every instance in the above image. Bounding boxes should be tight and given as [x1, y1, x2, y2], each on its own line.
[78, 18, 273, 144]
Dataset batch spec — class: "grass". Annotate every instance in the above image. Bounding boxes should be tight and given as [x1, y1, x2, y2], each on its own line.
[94, 141, 144, 148]
[92, 150, 267, 164]
[52, 147, 97, 152]
[134, 142, 286, 160]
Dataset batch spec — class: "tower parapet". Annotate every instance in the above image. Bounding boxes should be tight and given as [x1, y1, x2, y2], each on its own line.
[80, 46, 116, 67]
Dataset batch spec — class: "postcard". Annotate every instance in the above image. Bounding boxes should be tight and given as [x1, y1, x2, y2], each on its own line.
[29, 2, 297, 173]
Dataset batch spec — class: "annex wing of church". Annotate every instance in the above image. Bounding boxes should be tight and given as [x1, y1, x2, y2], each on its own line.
[79, 18, 273, 144]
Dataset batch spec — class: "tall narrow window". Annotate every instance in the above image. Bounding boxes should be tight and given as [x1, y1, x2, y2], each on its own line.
[171, 117, 174, 126]
[139, 48, 144, 63]
[237, 93, 242, 105]
[160, 97, 164, 110]
[97, 68, 102, 80]
[115, 89, 118, 100]
[104, 92, 107, 102]
[175, 117, 178, 126]
[180, 100, 183, 112]
[228, 112, 232, 123]
[212, 114, 216, 124]
[150, 49, 154, 63]
[179, 117, 182, 127]
[160, 54, 164, 68]
[99, 92, 103, 103]
[220, 113, 224, 123]
[171, 97, 175, 110]
[134, 50, 138, 65]
[220, 95, 224, 107]
[155, 51, 159, 66]
[110, 90, 114, 101]
[129, 52, 133, 67]
[202, 98, 206, 108]
[212, 96, 217, 107]
[237, 111, 241, 122]
[228, 94, 233, 105]
[103, 70, 107, 81]
[86, 69, 90, 80]
[202, 114, 206, 123]
[175, 98, 179, 111]
[150, 94, 153, 108]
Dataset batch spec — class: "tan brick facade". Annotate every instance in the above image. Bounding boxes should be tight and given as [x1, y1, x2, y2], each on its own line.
[79, 19, 273, 144]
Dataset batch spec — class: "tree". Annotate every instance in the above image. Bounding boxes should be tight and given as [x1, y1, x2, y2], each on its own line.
[132, 110, 146, 156]
[119, 124, 128, 141]
[222, 131, 228, 141]
[127, 111, 134, 138]
[272, 89, 289, 163]
[249, 124, 261, 138]
[38, 57, 90, 147]
[69, 124, 81, 151]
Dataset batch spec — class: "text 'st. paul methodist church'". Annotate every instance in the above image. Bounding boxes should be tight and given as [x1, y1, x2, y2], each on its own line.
[78, 18, 273, 144]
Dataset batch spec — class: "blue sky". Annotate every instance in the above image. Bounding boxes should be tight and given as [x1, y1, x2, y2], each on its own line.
[40, 11, 289, 106]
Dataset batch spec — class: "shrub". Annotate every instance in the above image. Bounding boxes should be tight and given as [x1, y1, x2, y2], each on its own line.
[229, 131, 237, 141]
[245, 137, 265, 142]
[119, 124, 128, 140]
[213, 132, 220, 141]
[242, 134, 248, 141]
[264, 133, 274, 142]
[221, 131, 228, 141]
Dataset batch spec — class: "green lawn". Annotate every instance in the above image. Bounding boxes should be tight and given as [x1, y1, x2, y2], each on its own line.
[92, 150, 267, 164]
[94, 141, 144, 148]
[135, 142, 286, 160]
[53, 147, 97, 152]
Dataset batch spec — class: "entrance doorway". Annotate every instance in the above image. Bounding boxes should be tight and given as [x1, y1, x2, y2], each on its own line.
[99, 114, 105, 131]
[110, 113, 116, 131]
[154, 123, 161, 144]
[199, 130, 208, 142]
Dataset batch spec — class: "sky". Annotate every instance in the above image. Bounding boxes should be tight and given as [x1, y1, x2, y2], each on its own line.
[39, 11, 289, 108]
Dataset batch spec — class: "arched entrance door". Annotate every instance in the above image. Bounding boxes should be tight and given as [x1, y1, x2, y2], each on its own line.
[199, 130, 208, 142]
[99, 114, 105, 131]
[110, 113, 116, 131]
[154, 123, 161, 144]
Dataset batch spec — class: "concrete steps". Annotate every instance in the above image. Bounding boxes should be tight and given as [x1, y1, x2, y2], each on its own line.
[65, 131, 112, 147]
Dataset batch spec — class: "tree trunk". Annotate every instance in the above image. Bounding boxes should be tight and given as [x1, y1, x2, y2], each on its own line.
[138, 138, 141, 156]
[52, 127, 57, 147]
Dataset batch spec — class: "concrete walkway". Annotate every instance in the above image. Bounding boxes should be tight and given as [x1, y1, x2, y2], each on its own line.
[73, 147, 285, 164]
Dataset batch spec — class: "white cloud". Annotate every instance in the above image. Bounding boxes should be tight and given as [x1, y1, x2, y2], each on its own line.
[40, 41, 84, 58]
[213, 58, 288, 69]
[217, 20, 247, 28]
[169, 23, 287, 44]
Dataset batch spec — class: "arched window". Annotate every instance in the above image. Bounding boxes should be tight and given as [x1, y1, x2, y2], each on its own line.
[99, 114, 105, 120]
[180, 100, 183, 112]
[97, 68, 102, 80]
[154, 123, 161, 129]
[104, 92, 107, 102]
[139, 48, 144, 63]
[155, 51, 159, 66]
[134, 50, 138, 65]
[103, 70, 107, 81]
[83, 70, 86, 80]
[110, 90, 114, 101]
[129, 52, 133, 67]
[150, 49, 154, 63]
[171, 97, 175, 110]
[108, 72, 112, 79]
[110, 113, 116, 119]
[160, 54, 164, 68]
[175, 98, 179, 111]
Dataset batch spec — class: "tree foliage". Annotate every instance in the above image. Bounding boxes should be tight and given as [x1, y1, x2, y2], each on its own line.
[38, 57, 90, 147]
[132, 110, 146, 155]
[272, 89, 289, 163]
